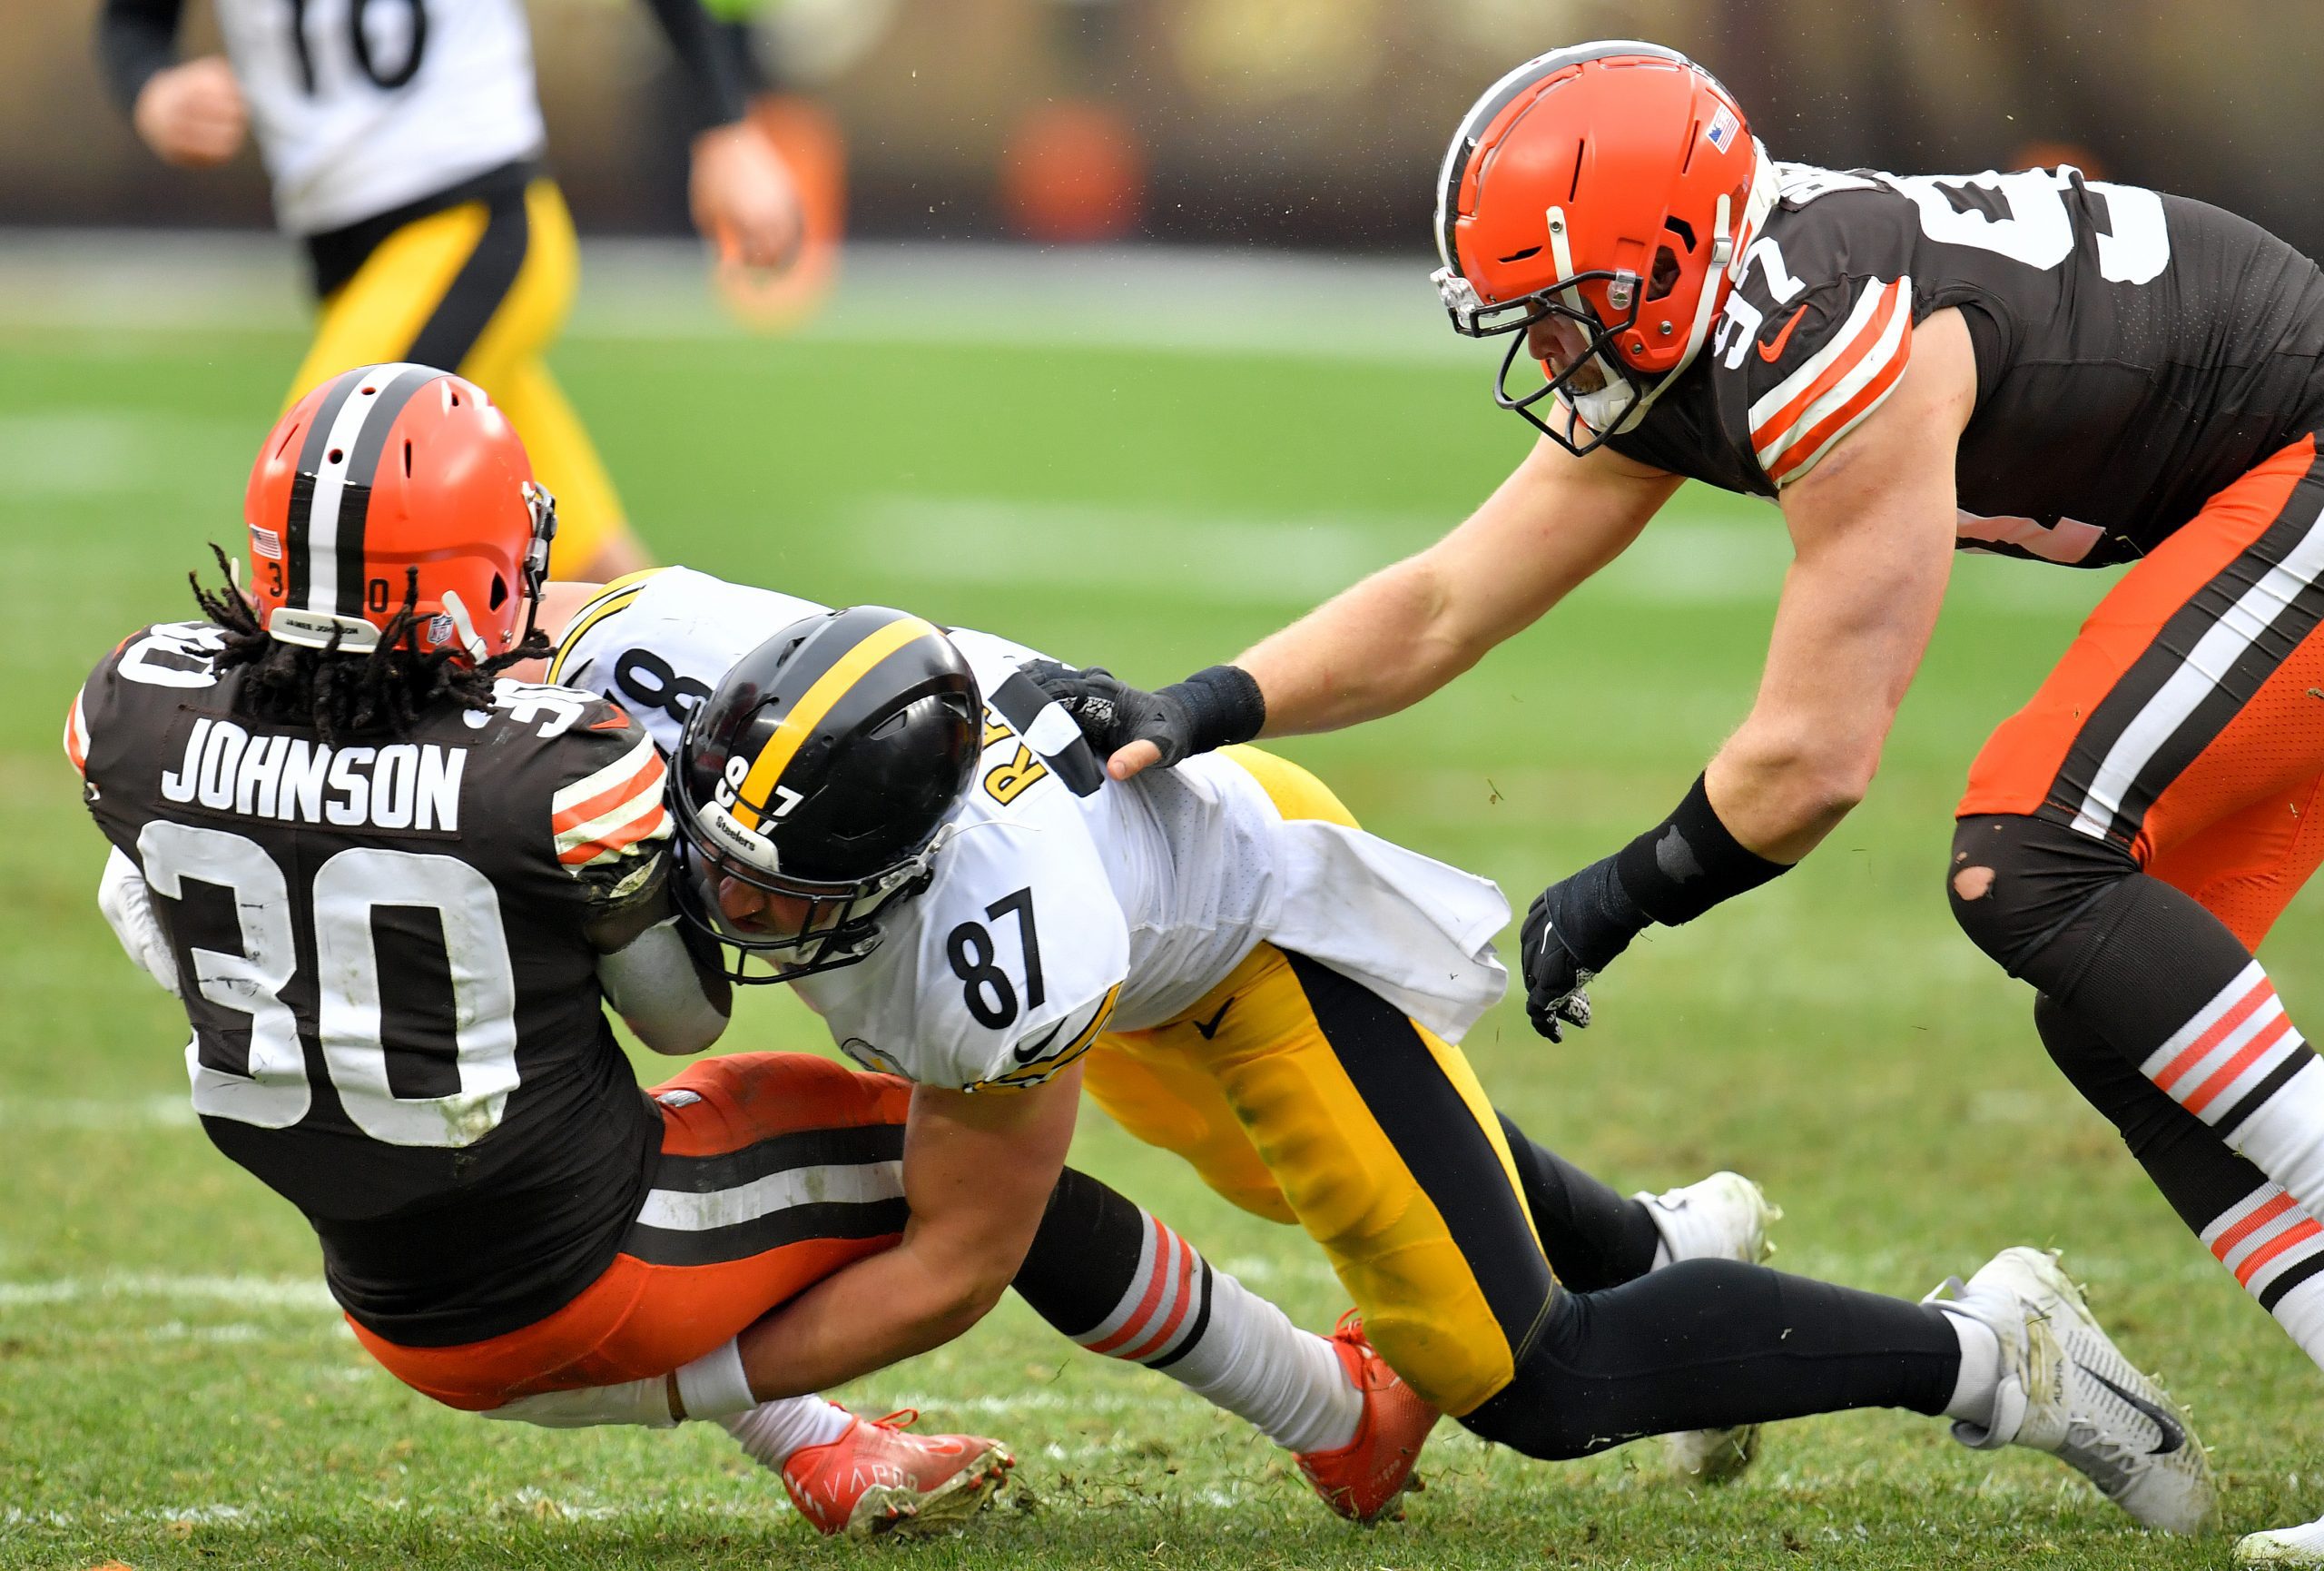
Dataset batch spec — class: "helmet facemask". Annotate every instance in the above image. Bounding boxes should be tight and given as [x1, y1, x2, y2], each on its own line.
[667, 793, 945, 985]
[1429, 44, 1780, 459]
[1436, 262, 1652, 455]
[667, 611, 982, 985]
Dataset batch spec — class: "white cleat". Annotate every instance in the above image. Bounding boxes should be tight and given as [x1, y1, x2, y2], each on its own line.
[1928, 1247, 2215, 1536]
[2238, 1517, 2324, 1563]
[1640, 1171, 1782, 1484]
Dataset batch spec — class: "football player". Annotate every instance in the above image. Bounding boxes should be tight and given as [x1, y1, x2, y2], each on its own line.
[1028, 41, 2324, 1557]
[532, 562, 2213, 1533]
[69, 365, 1464, 1536]
[94, 0, 802, 581]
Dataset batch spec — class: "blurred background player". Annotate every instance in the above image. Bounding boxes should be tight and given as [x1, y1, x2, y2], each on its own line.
[697, 0, 848, 331]
[94, 0, 803, 580]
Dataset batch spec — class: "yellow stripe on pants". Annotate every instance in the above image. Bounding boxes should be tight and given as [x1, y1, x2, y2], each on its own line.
[286, 181, 627, 577]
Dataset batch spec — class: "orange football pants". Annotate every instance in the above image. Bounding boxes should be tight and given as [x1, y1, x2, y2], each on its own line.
[351, 1053, 911, 1410]
[1961, 434, 2324, 947]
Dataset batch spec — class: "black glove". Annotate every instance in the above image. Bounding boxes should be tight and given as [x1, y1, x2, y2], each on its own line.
[1520, 855, 1648, 1042]
[1023, 660, 1265, 771]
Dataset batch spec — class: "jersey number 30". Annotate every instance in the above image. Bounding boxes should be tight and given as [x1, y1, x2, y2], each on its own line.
[138, 820, 518, 1148]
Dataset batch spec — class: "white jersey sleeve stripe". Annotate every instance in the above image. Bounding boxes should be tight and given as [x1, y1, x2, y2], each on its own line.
[552, 735, 659, 824]
[552, 736, 670, 868]
[984, 984, 1122, 1090]
[1749, 276, 1914, 486]
[64, 690, 90, 776]
[546, 569, 665, 687]
[556, 790, 670, 869]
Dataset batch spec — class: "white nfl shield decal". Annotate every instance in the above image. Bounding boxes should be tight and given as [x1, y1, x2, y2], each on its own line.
[427, 612, 457, 647]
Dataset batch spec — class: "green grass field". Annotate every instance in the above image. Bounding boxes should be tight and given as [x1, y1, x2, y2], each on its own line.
[4, 267, 2319, 1569]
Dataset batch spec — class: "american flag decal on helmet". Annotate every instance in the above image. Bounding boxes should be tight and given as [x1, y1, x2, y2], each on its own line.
[1705, 104, 1739, 152]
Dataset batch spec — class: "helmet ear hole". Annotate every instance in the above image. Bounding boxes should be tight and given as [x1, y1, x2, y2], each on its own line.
[489, 574, 508, 610]
[1647, 245, 1683, 301]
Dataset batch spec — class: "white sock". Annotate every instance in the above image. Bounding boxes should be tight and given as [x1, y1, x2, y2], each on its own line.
[1937, 1309, 2003, 1428]
[2198, 1183, 2324, 1368]
[719, 1396, 854, 1467]
[2148, 963, 2324, 1210]
[1066, 1211, 1361, 1454]
[1158, 1273, 1361, 1455]
[672, 1339, 758, 1421]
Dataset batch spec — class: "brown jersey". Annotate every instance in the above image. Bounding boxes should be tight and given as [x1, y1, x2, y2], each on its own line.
[69, 621, 674, 1346]
[1606, 163, 2324, 567]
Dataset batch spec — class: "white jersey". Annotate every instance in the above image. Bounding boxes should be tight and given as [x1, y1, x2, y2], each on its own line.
[213, 0, 545, 234]
[550, 568, 1512, 1092]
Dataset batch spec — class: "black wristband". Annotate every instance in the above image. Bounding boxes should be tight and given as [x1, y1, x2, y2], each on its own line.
[1611, 774, 1790, 927]
[1161, 664, 1266, 756]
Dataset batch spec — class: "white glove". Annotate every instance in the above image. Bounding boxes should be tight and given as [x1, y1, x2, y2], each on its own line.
[98, 846, 180, 998]
[478, 1377, 678, 1429]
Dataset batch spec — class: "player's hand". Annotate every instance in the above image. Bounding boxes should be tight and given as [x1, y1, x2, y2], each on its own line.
[691, 120, 804, 272]
[1023, 662, 1189, 782]
[97, 846, 180, 997]
[1520, 856, 1647, 1042]
[133, 56, 248, 169]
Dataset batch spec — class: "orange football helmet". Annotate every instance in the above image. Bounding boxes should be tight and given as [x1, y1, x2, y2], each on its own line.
[243, 363, 556, 661]
[1430, 41, 1778, 453]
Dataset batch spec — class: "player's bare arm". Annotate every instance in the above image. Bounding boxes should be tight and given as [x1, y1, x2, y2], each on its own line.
[1239, 427, 1677, 744]
[1037, 425, 1678, 783]
[1519, 307, 1974, 1037]
[1704, 306, 1975, 859]
[98, 1, 248, 169]
[635, 0, 803, 270]
[730, 1073, 1082, 1399]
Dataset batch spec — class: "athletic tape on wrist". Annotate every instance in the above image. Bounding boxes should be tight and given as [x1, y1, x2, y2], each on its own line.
[1167, 664, 1267, 755]
[1612, 773, 1790, 927]
[673, 1339, 757, 1421]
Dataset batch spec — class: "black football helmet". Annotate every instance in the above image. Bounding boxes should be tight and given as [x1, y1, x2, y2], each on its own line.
[672, 606, 981, 982]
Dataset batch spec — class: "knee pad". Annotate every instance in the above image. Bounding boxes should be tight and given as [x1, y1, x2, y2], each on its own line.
[1947, 814, 2137, 976]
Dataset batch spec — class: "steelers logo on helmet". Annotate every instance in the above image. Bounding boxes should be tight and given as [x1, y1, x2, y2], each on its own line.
[672, 606, 981, 983]
[1427, 42, 1781, 455]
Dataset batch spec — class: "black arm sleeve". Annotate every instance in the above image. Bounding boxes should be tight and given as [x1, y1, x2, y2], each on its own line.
[635, 0, 752, 133]
[96, 0, 185, 118]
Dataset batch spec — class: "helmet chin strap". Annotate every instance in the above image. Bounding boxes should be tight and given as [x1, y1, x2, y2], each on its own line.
[437, 589, 492, 664]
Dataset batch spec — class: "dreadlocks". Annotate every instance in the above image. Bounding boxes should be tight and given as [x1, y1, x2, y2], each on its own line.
[190, 545, 553, 745]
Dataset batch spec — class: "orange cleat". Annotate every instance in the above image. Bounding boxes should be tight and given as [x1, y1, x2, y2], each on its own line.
[1294, 1314, 1442, 1524]
[778, 1408, 1014, 1538]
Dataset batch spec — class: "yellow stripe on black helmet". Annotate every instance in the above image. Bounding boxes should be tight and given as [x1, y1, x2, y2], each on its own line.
[669, 606, 982, 983]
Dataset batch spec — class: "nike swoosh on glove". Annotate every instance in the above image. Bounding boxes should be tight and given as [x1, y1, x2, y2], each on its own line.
[1021, 661, 1198, 768]
[1521, 855, 1647, 1042]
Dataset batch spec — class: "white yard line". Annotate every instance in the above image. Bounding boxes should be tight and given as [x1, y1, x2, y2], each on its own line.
[0, 1092, 194, 1129]
[0, 1272, 338, 1310]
